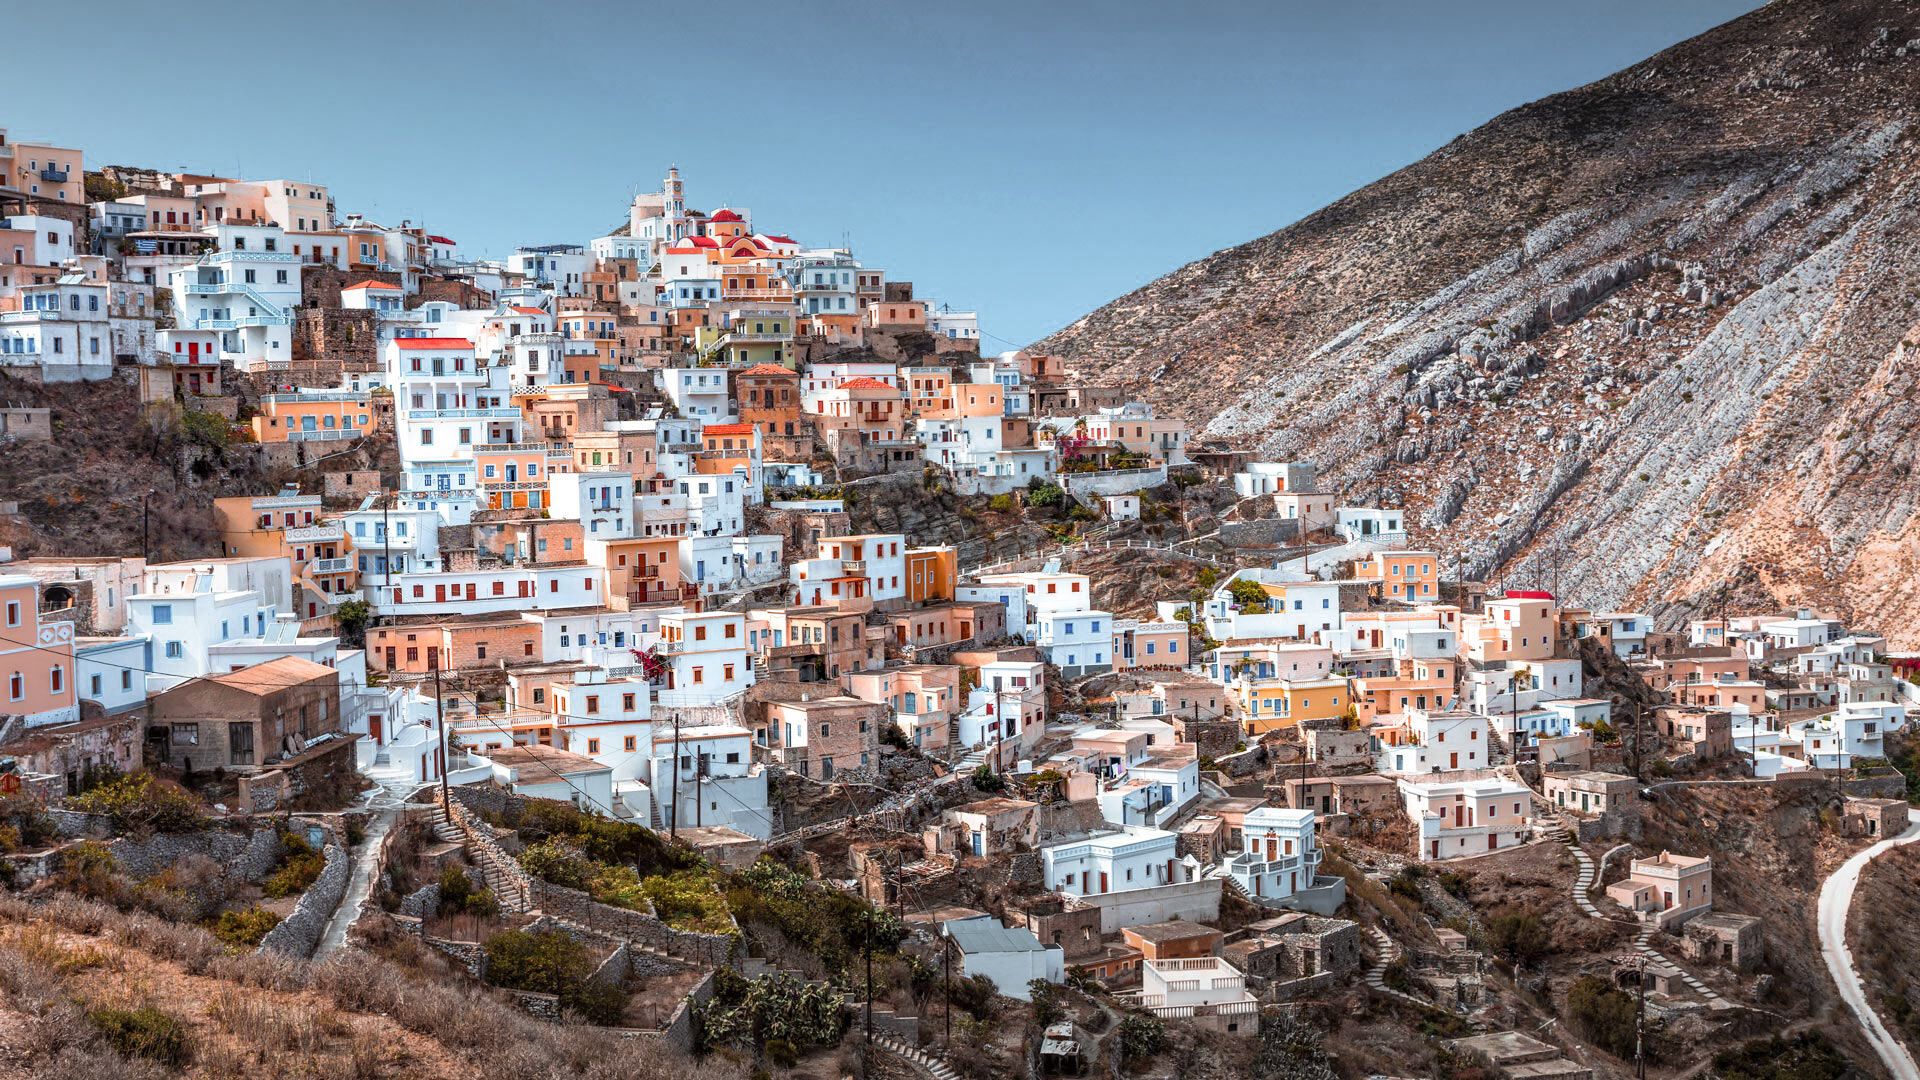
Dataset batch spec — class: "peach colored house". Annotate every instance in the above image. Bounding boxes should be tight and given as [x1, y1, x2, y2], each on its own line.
[475, 445, 551, 511]
[1606, 851, 1712, 929]
[0, 574, 80, 728]
[249, 392, 375, 444]
[1459, 596, 1557, 663]
[1675, 679, 1767, 712]
[8, 137, 83, 205]
[1644, 655, 1749, 693]
[601, 537, 690, 605]
[1353, 657, 1456, 720]
[903, 366, 954, 417]
[1114, 621, 1189, 671]
[212, 493, 356, 623]
[1353, 550, 1440, 604]
[814, 377, 907, 443]
[863, 299, 927, 328]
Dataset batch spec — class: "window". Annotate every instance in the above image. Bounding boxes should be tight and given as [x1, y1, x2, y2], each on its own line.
[587, 738, 601, 754]
[165, 641, 185, 659]
[5, 672, 19, 700]
[2, 601, 16, 626]
[624, 736, 637, 752]
[170, 723, 199, 746]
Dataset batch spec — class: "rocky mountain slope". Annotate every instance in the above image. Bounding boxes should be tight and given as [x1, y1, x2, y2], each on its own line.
[1038, 0, 1920, 644]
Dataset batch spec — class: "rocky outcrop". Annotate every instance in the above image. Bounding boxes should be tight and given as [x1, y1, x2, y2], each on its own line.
[1038, 0, 1920, 644]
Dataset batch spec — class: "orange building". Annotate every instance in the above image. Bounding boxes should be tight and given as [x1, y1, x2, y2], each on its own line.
[1354, 550, 1441, 603]
[211, 492, 356, 624]
[600, 537, 689, 605]
[249, 391, 374, 444]
[736, 363, 802, 438]
[905, 547, 957, 603]
[0, 574, 79, 728]
[368, 617, 540, 674]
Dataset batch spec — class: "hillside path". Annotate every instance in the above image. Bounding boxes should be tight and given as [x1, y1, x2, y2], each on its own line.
[1818, 821, 1920, 1080]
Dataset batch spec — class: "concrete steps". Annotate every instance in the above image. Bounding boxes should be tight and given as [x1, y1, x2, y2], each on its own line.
[872, 1034, 960, 1080]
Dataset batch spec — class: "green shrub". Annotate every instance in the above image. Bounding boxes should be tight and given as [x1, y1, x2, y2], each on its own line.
[1484, 909, 1551, 967]
[1565, 974, 1639, 1059]
[987, 494, 1014, 513]
[1711, 1033, 1852, 1080]
[725, 859, 900, 976]
[436, 865, 498, 918]
[68, 771, 209, 833]
[210, 906, 282, 948]
[700, 972, 846, 1053]
[970, 765, 1005, 793]
[484, 928, 629, 1024]
[51, 840, 125, 903]
[640, 869, 734, 934]
[517, 838, 595, 890]
[1117, 1014, 1165, 1061]
[262, 831, 325, 898]
[88, 1005, 190, 1067]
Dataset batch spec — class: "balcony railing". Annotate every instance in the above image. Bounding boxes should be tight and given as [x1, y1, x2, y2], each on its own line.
[309, 557, 354, 574]
[287, 428, 360, 443]
[408, 407, 520, 420]
[287, 524, 344, 543]
[39, 167, 68, 183]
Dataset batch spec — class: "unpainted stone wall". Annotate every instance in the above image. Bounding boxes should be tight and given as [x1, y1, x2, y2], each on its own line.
[107, 827, 284, 883]
[257, 843, 349, 958]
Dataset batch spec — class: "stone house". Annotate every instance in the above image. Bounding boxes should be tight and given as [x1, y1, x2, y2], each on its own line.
[924, 796, 1040, 859]
[1843, 796, 1909, 839]
[1679, 911, 1764, 972]
[756, 694, 884, 780]
[145, 656, 342, 773]
[1542, 770, 1638, 816]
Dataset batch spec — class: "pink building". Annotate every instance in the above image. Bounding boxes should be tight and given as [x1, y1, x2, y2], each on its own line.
[0, 574, 79, 729]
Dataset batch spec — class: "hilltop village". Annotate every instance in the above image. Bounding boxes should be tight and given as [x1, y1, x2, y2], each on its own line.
[0, 129, 1917, 1080]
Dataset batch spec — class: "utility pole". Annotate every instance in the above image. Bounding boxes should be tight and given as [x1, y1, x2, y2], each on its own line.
[942, 931, 953, 1049]
[864, 911, 874, 1045]
[141, 489, 155, 564]
[382, 489, 393, 586]
[670, 710, 681, 840]
[433, 661, 450, 814]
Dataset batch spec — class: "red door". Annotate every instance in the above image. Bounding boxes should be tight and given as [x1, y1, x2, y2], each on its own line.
[434, 584, 446, 603]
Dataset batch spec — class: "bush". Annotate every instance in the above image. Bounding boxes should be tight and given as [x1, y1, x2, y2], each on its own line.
[51, 840, 125, 904]
[263, 831, 326, 898]
[1028, 979, 1064, 1026]
[640, 869, 734, 935]
[1711, 1033, 1853, 1080]
[517, 838, 594, 890]
[699, 971, 846, 1053]
[946, 973, 997, 1021]
[1117, 1014, 1165, 1061]
[1025, 479, 1064, 509]
[1484, 909, 1551, 967]
[987, 494, 1014, 513]
[67, 771, 209, 833]
[485, 927, 627, 1021]
[1565, 974, 1639, 1059]
[725, 859, 900, 976]
[436, 865, 499, 919]
[970, 764, 1005, 793]
[88, 1005, 190, 1067]
[210, 906, 283, 948]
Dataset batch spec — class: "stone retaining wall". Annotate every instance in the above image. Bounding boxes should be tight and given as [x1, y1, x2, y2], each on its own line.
[257, 844, 349, 958]
[398, 881, 441, 918]
[107, 827, 285, 883]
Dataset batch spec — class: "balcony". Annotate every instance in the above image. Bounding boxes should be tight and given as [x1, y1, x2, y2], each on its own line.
[309, 557, 354, 574]
[287, 428, 360, 443]
[39, 167, 68, 183]
[840, 559, 867, 574]
[409, 407, 520, 420]
[287, 523, 344, 543]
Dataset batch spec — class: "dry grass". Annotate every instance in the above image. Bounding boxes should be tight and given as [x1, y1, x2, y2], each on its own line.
[0, 892, 736, 1080]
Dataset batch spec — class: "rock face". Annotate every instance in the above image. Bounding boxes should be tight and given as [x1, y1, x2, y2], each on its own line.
[1037, 0, 1920, 645]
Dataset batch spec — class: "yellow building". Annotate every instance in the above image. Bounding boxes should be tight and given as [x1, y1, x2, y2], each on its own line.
[1238, 676, 1350, 736]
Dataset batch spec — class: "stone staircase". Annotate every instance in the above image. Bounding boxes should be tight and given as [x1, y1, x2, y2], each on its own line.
[1362, 924, 1426, 1007]
[871, 1033, 960, 1080]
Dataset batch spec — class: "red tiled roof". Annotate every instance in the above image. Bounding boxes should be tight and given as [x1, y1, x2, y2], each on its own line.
[838, 377, 896, 391]
[709, 209, 743, 223]
[392, 337, 474, 350]
[737, 363, 796, 377]
[429, 235, 456, 245]
[688, 236, 719, 248]
[509, 306, 547, 316]
[344, 280, 399, 290]
[1505, 590, 1554, 600]
[764, 235, 797, 245]
[702, 423, 754, 436]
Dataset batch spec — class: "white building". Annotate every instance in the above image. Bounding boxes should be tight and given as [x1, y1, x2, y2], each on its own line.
[1138, 956, 1260, 1032]
[651, 724, 772, 840]
[1223, 807, 1321, 903]
[168, 225, 301, 370]
[1034, 609, 1113, 678]
[1042, 825, 1191, 896]
[1400, 775, 1535, 861]
[942, 915, 1064, 1001]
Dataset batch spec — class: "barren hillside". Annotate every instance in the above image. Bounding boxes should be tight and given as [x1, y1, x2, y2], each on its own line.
[1038, 0, 1920, 644]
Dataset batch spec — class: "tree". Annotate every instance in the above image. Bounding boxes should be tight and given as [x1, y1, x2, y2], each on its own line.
[1227, 577, 1270, 612]
[1565, 974, 1639, 1059]
[333, 598, 371, 648]
[971, 764, 1006, 793]
[1251, 1013, 1337, 1080]
[1483, 909, 1551, 968]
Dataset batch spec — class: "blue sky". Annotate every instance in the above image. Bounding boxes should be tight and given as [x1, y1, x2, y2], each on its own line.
[12, 0, 1762, 347]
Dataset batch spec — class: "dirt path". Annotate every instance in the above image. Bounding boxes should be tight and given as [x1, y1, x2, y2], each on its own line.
[1818, 820, 1920, 1080]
